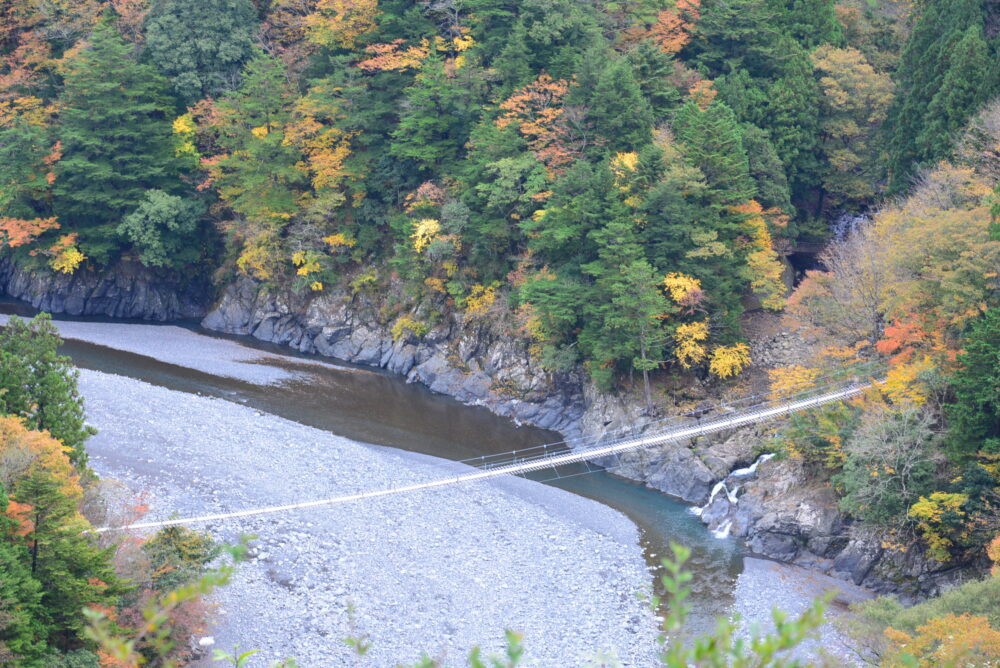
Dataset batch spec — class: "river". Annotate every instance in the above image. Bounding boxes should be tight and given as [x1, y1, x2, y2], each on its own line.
[0, 297, 745, 636]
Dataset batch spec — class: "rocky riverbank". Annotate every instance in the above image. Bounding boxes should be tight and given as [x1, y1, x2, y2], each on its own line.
[198, 278, 974, 600]
[0, 256, 209, 321]
[81, 369, 661, 666]
[2, 259, 967, 600]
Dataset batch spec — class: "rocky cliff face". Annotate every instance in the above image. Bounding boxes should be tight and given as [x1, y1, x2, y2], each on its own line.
[0, 256, 209, 321]
[199, 277, 976, 599]
[202, 277, 587, 436]
[5, 258, 961, 600]
[696, 457, 980, 601]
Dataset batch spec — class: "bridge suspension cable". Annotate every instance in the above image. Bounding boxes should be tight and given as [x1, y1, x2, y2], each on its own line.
[94, 368, 881, 534]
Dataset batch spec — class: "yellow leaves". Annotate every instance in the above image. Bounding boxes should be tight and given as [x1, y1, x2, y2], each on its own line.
[610, 152, 640, 199]
[424, 276, 446, 294]
[172, 114, 195, 135]
[769, 365, 823, 400]
[908, 492, 968, 562]
[709, 343, 752, 379]
[883, 615, 1000, 668]
[516, 303, 547, 342]
[663, 273, 702, 303]
[48, 234, 86, 274]
[305, 0, 379, 49]
[236, 231, 281, 281]
[390, 316, 428, 342]
[746, 248, 787, 310]
[464, 284, 497, 316]
[673, 321, 709, 368]
[734, 200, 786, 310]
[322, 232, 356, 250]
[251, 125, 270, 139]
[883, 356, 934, 407]
[411, 218, 441, 253]
[0, 96, 56, 128]
[611, 151, 639, 174]
[292, 250, 323, 276]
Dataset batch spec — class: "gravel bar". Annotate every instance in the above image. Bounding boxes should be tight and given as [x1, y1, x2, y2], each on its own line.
[0, 315, 352, 385]
[731, 557, 873, 666]
[80, 370, 661, 667]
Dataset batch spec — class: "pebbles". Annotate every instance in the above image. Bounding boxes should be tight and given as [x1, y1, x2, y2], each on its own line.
[80, 370, 660, 667]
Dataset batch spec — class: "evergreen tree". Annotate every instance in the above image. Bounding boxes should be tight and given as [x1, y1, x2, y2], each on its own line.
[626, 39, 682, 120]
[672, 100, 754, 205]
[885, 0, 996, 187]
[145, 0, 259, 104]
[580, 212, 670, 395]
[0, 314, 95, 466]
[760, 45, 821, 197]
[741, 124, 793, 214]
[576, 55, 654, 155]
[0, 488, 50, 665]
[14, 470, 123, 650]
[390, 55, 485, 173]
[52, 21, 184, 263]
[916, 26, 993, 164]
[779, 0, 843, 49]
[947, 308, 1000, 459]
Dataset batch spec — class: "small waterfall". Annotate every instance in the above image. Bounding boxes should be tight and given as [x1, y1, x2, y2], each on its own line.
[712, 520, 732, 539]
[830, 212, 870, 241]
[693, 453, 776, 530]
[730, 453, 776, 478]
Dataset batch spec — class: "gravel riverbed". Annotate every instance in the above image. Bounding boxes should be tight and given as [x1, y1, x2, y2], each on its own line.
[0, 314, 353, 384]
[79, 370, 661, 666]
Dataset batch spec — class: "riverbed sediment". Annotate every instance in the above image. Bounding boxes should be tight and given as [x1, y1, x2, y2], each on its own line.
[80, 369, 661, 666]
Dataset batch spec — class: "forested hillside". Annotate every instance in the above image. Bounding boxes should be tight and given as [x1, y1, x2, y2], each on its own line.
[5, 0, 982, 393]
[3, 1, 1000, 665]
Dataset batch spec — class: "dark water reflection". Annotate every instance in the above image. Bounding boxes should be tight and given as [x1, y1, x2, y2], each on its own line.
[2, 297, 744, 633]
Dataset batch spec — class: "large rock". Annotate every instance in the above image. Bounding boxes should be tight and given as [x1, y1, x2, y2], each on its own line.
[0, 256, 209, 321]
[698, 456, 983, 600]
[201, 277, 587, 437]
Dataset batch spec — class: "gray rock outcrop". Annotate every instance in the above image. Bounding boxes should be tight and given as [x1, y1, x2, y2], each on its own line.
[0, 256, 209, 321]
[202, 277, 587, 436]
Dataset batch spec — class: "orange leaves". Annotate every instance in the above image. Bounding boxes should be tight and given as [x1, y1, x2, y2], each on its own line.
[356, 38, 428, 71]
[884, 614, 1000, 667]
[110, 0, 150, 43]
[0, 216, 59, 248]
[876, 318, 929, 364]
[688, 79, 716, 110]
[305, 0, 379, 49]
[647, 0, 701, 55]
[496, 74, 580, 177]
[4, 499, 34, 537]
[0, 416, 82, 504]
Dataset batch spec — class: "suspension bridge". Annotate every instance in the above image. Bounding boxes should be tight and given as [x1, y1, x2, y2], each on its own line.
[95, 364, 883, 533]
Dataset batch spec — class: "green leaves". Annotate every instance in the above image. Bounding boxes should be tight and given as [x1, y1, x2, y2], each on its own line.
[0, 314, 94, 465]
[52, 21, 185, 264]
[145, 0, 259, 104]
